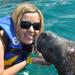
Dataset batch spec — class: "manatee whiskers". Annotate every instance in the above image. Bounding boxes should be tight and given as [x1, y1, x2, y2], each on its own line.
[36, 31, 75, 75]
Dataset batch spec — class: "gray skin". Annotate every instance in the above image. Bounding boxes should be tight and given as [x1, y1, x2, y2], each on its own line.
[36, 31, 75, 75]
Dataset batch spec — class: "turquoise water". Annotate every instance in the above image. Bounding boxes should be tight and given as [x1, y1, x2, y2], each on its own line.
[0, 0, 75, 41]
[16, 53, 58, 75]
[0, 0, 75, 75]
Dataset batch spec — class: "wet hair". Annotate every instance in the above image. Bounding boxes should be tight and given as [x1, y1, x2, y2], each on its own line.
[11, 2, 44, 33]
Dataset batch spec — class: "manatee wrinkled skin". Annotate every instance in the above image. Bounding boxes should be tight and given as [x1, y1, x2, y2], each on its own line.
[36, 31, 75, 75]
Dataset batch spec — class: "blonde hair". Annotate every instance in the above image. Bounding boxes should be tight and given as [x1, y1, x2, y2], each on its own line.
[11, 2, 44, 33]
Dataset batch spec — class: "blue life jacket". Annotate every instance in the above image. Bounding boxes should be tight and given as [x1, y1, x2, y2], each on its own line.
[0, 16, 30, 67]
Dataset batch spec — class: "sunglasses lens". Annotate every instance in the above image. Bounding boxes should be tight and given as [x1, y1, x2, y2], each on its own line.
[20, 21, 31, 29]
[20, 21, 41, 30]
[33, 23, 41, 30]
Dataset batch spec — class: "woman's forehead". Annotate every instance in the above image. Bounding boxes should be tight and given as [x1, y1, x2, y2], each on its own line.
[21, 13, 40, 23]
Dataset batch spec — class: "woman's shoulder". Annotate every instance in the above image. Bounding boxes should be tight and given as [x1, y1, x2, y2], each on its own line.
[0, 16, 12, 30]
[0, 29, 8, 49]
[0, 15, 14, 40]
[0, 29, 5, 49]
[0, 16, 10, 42]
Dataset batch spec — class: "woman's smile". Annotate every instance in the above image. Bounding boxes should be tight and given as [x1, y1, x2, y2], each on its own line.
[24, 33, 33, 41]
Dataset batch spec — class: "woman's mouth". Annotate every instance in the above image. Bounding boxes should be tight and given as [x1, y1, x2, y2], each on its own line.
[24, 34, 33, 40]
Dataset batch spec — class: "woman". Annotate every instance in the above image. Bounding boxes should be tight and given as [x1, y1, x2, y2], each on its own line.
[0, 2, 45, 75]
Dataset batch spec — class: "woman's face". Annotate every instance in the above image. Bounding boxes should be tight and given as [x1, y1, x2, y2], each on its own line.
[17, 12, 41, 45]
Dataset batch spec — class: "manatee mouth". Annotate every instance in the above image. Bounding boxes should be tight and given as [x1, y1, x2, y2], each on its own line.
[36, 32, 55, 62]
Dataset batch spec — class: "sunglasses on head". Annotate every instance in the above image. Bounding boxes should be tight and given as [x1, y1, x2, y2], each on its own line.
[20, 21, 41, 30]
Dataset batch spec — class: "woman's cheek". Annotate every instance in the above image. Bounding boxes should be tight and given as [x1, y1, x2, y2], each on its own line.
[34, 31, 40, 36]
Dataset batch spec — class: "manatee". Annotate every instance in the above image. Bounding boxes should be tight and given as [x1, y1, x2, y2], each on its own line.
[36, 31, 75, 75]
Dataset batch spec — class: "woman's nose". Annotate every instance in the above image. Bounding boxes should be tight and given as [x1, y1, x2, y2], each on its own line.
[28, 25, 34, 32]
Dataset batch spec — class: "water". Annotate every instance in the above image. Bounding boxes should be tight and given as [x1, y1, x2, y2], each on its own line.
[0, 0, 75, 41]
[16, 53, 58, 75]
[0, 0, 75, 75]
